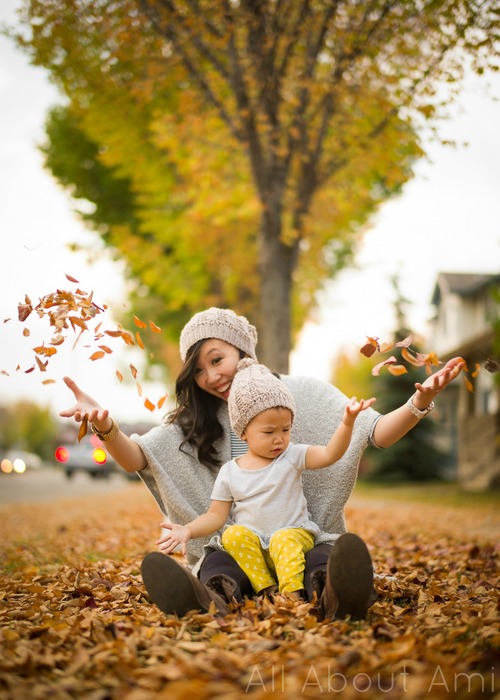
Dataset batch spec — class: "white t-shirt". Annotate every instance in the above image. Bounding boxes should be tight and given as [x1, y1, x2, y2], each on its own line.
[210, 443, 321, 548]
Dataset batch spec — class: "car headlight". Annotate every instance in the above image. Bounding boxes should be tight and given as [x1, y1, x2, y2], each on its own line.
[13, 458, 26, 474]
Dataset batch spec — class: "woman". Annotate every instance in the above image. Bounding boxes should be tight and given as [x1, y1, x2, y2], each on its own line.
[60, 307, 464, 620]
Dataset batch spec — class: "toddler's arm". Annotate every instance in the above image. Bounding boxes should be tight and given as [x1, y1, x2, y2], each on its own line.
[305, 396, 376, 470]
[156, 500, 231, 556]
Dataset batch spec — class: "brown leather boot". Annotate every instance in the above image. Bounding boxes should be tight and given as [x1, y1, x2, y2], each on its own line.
[141, 552, 229, 617]
[320, 533, 374, 621]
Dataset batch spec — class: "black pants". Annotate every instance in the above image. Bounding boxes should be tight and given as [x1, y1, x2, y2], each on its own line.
[199, 543, 333, 602]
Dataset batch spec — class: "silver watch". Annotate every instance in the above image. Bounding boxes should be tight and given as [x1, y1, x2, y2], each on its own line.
[406, 394, 435, 419]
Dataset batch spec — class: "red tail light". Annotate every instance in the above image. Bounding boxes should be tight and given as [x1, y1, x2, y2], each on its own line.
[55, 446, 69, 463]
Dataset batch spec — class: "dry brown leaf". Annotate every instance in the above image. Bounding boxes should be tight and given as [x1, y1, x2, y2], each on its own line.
[133, 315, 147, 329]
[157, 395, 168, 410]
[78, 414, 89, 441]
[136, 332, 145, 349]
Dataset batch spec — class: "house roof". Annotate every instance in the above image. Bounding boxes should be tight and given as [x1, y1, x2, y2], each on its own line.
[431, 272, 500, 306]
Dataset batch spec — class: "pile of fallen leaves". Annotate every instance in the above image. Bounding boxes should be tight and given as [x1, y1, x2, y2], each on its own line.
[1, 485, 499, 700]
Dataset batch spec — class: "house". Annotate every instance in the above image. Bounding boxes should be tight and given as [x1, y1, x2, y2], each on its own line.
[429, 272, 500, 491]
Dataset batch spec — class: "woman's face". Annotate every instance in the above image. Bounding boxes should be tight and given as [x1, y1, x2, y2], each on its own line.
[193, 339, 241, 401]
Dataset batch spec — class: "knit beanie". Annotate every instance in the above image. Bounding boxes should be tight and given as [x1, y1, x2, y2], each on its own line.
[228, 358, 296, 437]
[179, 308, 258, 361]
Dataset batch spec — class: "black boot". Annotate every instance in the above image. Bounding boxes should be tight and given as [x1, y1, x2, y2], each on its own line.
[141, 552, 229, 617]
[205, 573, 238, 603]
[320, 533, 374, 621]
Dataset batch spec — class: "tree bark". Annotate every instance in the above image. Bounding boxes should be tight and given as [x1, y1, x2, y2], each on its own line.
[257, 208, 298, 374]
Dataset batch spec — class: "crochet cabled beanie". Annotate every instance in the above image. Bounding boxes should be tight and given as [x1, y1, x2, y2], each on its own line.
[179, 308, 258, 362]
[228, 358, 296, 437]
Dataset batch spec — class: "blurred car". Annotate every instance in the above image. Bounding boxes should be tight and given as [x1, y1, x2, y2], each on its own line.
[1, 450, 44, 475]
[54, 434, 117, 479]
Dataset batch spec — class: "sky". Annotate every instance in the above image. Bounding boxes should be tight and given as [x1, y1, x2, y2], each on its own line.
[1, 0, 499, 424]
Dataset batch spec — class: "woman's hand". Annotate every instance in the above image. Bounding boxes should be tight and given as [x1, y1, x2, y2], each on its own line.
[157, 522, 192, 556]
[59, 376, 111, 432]
[414, 357, 465, 405]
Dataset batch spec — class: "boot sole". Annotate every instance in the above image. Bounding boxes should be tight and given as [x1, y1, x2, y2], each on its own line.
[328, 533, 374, 621]
[141, 551, 214, 617]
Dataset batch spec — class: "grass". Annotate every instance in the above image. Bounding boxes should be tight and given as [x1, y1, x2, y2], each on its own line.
[353, 478, 500, 508]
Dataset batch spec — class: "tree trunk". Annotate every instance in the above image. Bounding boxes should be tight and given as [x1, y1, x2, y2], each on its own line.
[257, 210, 297, 374]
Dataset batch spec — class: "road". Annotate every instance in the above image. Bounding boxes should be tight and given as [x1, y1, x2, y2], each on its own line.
[0, 467, 138, 506]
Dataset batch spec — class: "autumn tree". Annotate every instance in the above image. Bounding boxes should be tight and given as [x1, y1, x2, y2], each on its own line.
[0, 401, 59, 462]
[11, 0, 500, 371]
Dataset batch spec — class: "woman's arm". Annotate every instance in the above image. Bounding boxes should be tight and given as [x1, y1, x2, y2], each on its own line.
[156, 500, 232, 555]
[59, 376, 147, 473]
[373, 357, 465, 448]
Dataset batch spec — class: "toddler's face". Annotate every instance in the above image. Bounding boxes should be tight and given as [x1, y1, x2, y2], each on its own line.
[242, 407, 292, 460]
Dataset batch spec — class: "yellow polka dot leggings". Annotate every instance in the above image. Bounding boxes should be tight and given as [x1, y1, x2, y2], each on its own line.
[220, 524, 315, 594]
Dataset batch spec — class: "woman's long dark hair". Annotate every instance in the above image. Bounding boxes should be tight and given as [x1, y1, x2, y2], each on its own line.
[166, 339, 244, 469]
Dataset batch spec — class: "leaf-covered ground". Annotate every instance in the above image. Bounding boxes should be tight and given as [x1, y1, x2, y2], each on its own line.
[1, 483, 499, 700]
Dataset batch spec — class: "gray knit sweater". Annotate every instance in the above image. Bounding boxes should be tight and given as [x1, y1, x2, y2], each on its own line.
[133, 374, 381, 569]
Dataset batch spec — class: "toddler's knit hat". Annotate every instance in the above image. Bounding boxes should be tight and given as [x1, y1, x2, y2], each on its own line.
[228, 358, 296, 437]
[180, 308, 258, 362]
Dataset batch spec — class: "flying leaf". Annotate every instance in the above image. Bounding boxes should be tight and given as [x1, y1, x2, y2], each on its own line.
[149, 321, 162, 334]
[69, 316, 89, 332]
[135, 332, 145, 349]
[116, 370, 124, 382]
[372, 356, 399, 376]
[98, 345, 113, 354]
[144, 398, 156, 411]
[89, 351, 105, 361]
[471, 363, 481, 378]
[78, 415, 89, 442]
[18, 303, 33, 322]
[157, 395, 168, 409]
[35, 357, 48, 372]
[130, 364, 138, 379]
[136, 381, 143, 397]
[133, 315, 147, 329]
[360, 336, 380, 358]
[484, 358, 499, 373]
[463, 375, 474, 393]
[387, 364, 408, 376]
[33, 345, 57, 357]
[120, 331, 135, 346]
[23, 328, 30, 337]
[395, 335, 412, 348]
[42, 379, 56, 385]
[65, 274, 79, 283]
